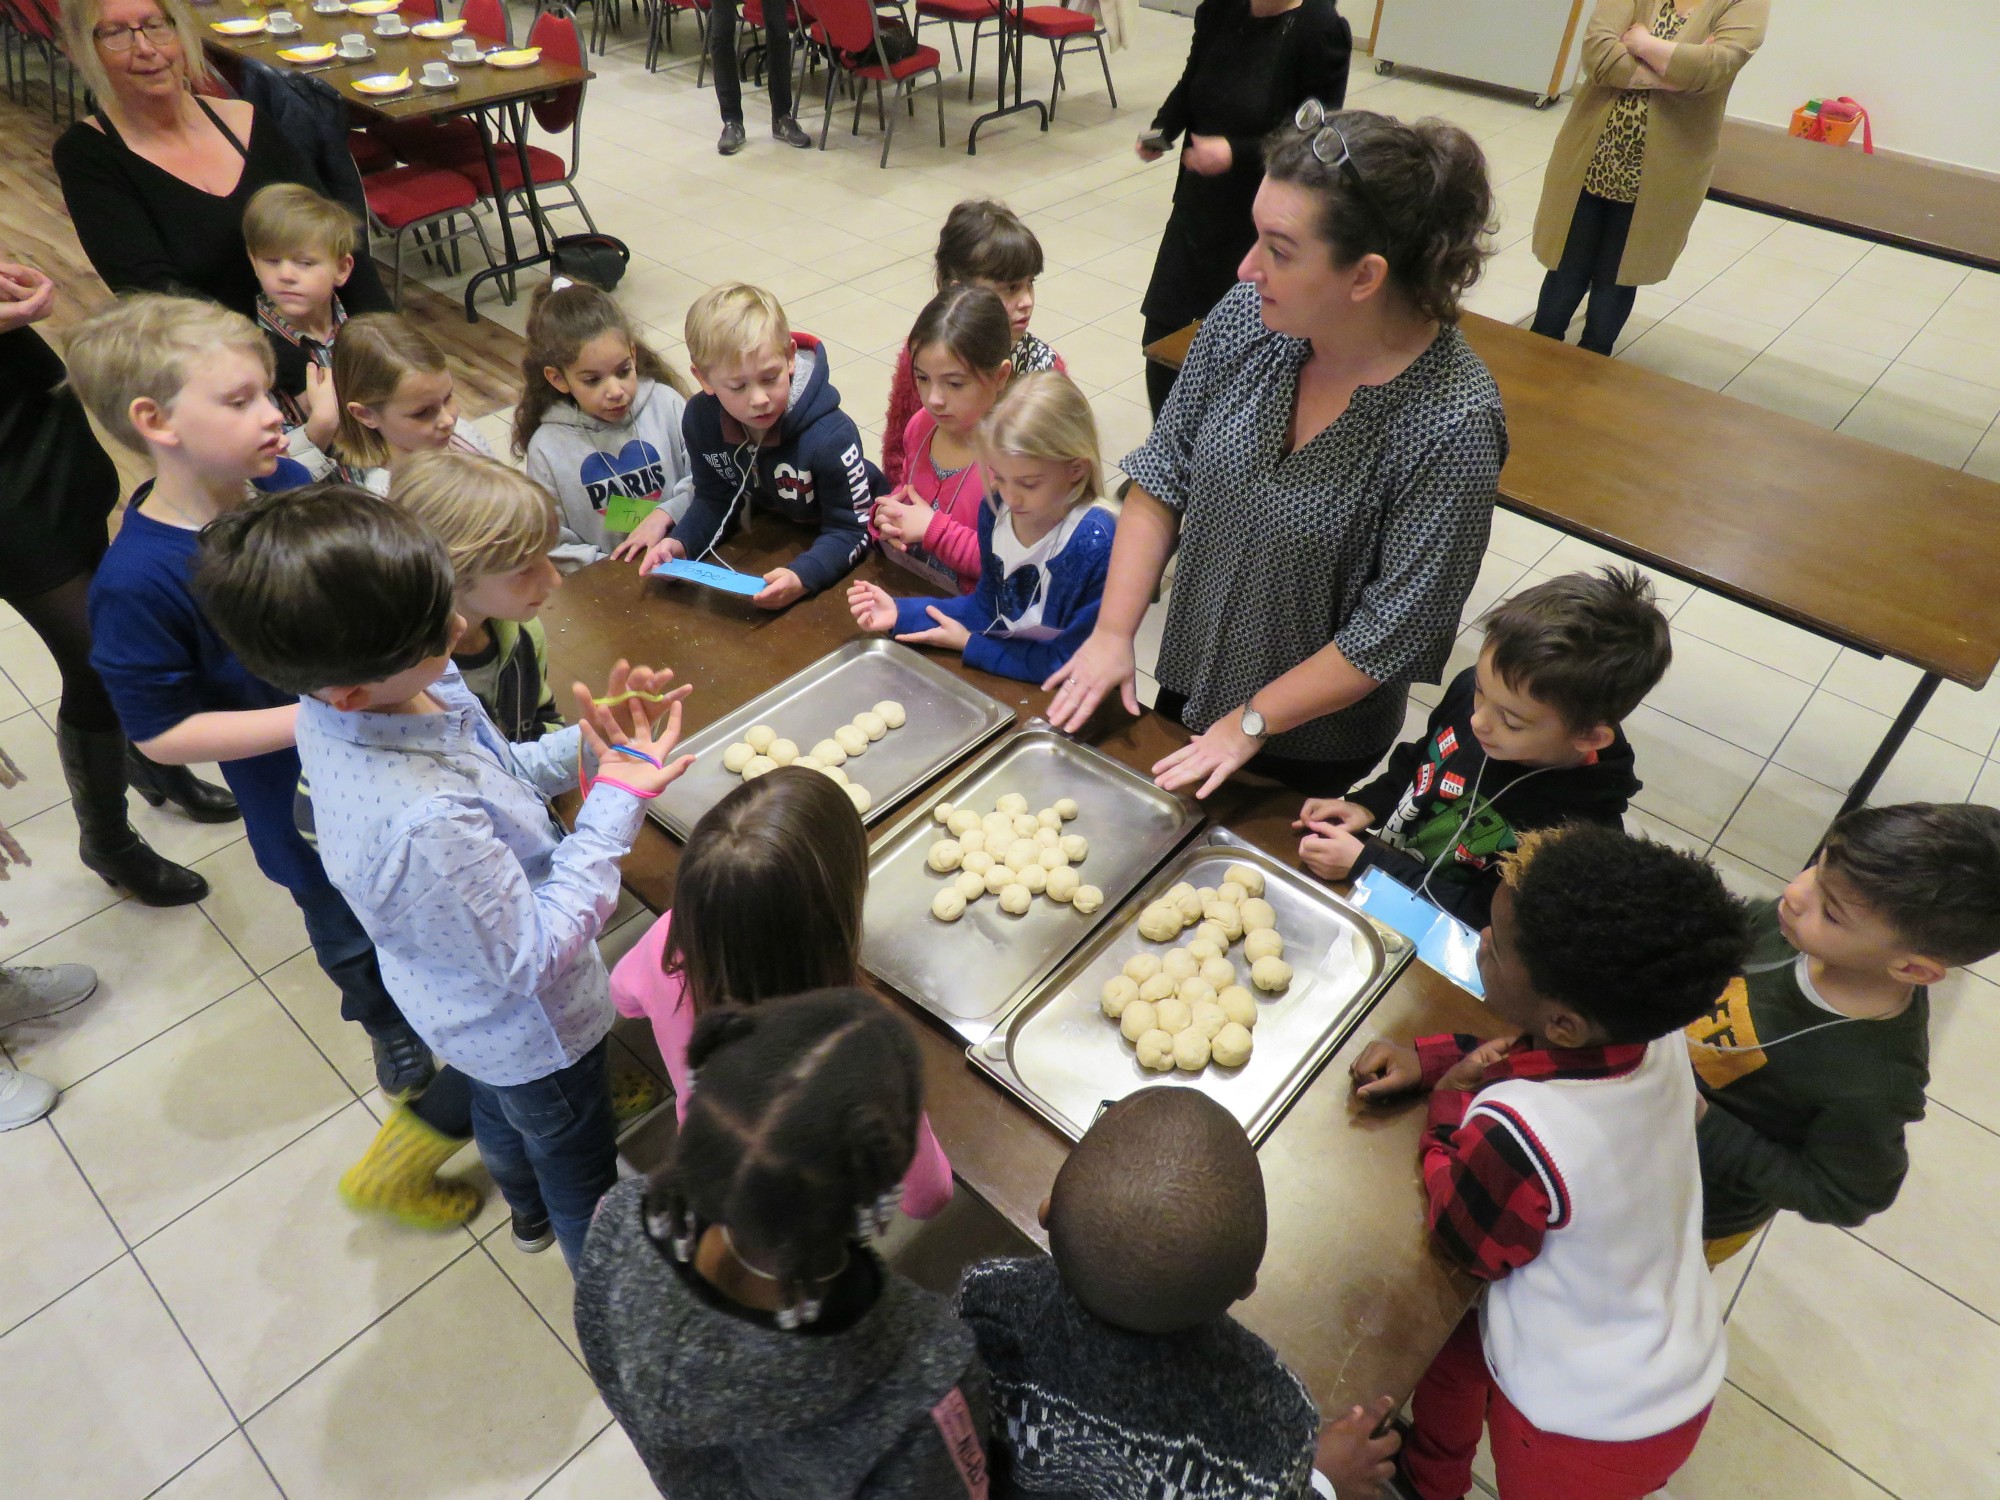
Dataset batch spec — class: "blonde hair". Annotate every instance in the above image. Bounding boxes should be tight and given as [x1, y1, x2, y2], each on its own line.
[63, 293, 273, 454]
[243, 182, 358, 265]
[61, 0, 212, 116]
[513, 278, 690, 456]
[683, 282, 790, 374]
[1498, 828, 1556, 888]
[388, 450, 558, 583]
[332, 312, 449, 469]
[977, 371, 1103, 506]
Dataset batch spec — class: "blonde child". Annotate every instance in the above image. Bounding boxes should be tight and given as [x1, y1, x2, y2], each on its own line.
[609, 766, 954, 1221]
[332, 312, 494, 495]
[849, 372, 1114, 684]
[881, 199, 1066, 488]
[243, 183, 356, 487]
[513, 278, 696, 574]
[869, 283, 1014, 595]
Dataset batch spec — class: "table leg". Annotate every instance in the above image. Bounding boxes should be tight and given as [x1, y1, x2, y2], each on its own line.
[464, 101, 560, 323]
[1838, 670, 1941, 817]
[966, 0, 1046, 154]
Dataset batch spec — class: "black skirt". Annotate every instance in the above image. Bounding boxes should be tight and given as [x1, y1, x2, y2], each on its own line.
[0, 328, 121, 599]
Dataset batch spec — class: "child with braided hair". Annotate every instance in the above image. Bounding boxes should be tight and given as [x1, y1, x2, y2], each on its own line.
[575, 988, 992, 1499]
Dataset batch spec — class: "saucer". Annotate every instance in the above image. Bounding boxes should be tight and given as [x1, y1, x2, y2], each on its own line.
[335, 42, 377, 59]
[265, 19, 303, 33]
[419, 68, 459, 88]
[311, 2, 346, 11]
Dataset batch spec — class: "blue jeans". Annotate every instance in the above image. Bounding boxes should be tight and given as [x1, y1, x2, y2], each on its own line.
[468, 1039, 618, 1271]
[291, 870, 407, 1038]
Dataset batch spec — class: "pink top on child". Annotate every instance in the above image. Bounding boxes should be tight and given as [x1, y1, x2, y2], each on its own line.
[609, 910, 956, 1220]
[870, 407, 986, 595]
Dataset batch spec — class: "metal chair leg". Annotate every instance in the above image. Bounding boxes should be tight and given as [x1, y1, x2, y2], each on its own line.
[1047, 38, 1062, 120]
[1096, 36, 1115, 106]
[879, 78, 899, 167]
[819, 62, 835, 147]
[965, 19, 980, 99]
[933, 70, 944, 146]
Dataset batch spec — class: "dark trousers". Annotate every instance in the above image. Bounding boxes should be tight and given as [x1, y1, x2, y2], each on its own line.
[1531, 192, 1640, 356]
[711, 0, 793, 125]
[291, 871, 406, 1038]
[1153, 688, 1389, 799]
[468, 1038, 619, 1271]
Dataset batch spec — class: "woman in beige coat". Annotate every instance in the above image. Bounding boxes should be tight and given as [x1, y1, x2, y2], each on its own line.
[1530, 0, 1768, 354]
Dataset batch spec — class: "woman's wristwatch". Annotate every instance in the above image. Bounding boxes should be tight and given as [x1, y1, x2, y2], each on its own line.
[1240, 699, 1270, 741]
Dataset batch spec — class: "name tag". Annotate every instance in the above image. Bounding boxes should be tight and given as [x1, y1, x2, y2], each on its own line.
[651, 557, 765, 596]
[604, 494, 659, 535]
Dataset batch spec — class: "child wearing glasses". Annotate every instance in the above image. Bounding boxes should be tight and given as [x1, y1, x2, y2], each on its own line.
[848, 372, 1114, 684]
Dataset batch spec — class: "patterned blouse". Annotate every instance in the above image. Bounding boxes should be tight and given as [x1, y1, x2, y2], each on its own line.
[1122, 282, 1508, 763]
[1584, 0, 1694, 203]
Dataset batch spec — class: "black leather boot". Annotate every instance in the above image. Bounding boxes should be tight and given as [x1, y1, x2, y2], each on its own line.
[125, 743, 240, 823]
[57, 724, 209, 906]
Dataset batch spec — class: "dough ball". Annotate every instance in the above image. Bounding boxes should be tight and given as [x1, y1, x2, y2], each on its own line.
[982, 813, 1015, 844]
[1038, 846, 1069, 871]
[1224, 863, 1265, 899]
[1136, 1029, 1177, 1072]
[1167, 881, 1197, 905]
[1211, 1022, 1253, 1068]
[1123, 953, 1163, 983]
[1189, 1000, 1229, 1039]
[1120, 999, 1158, 1041]
[1016, 863, 1047, 895]
[1137, 973, 1177, 1004]
[1153, 997, 1193, 1036]
[1059, 834, 1088, 864]
[931, 887, 966, 921]
[958, 829, 987, 854]
[1138, 903, 1183, 943]
[1217, 880, 1248, 906]
[794, 756, 825, 772]
[834, 724, 870, 757]
[1000, 883, 1033, 915]
[769, 738, 801, 767]
[1239, 897, 1278, 934]
[1244, 929, 1285, 963]
[1196, 886, 1219, 906]
[873, 699, 906, 729]
[853, 710, 888, 741]
[984, 864, 1013, 896]
[1014, 814, 1044, 840]
[1199, 956, 1236, 990]
[954, 870, 987, 902]
[844, 783, 872, 815]
[995, 792, 1029, 817]
[1037, 808, 1064, 831]
[1161, 949, 1199, 982]
[1175, 977, 1216, 1010]
[1172, 888, 1204, 925]
[821, 765, 849, 786]
[1194, 920, 1228, 953]
[947, 808, 982, 837]
[1046, 866, 1081, 903]
[810, 738, 846, 767]
[1186, 938, 1222, 963]
[1005, 838, 1040, 871]
[1172, 1028, 1211, 1072]
[742, 755, 777, 779]
[1205, 901, 1244, 941]
[1219, 985, 1259, 1029]
[722, 741, 755, 773]
[1034, 826, 1061, 850]
[933, 801, 956, 825]
[1251, 956, 1294, 993]
[745, 724, 777, 754]
[928, 839, 964, 873]
[1072, 884, 1104, 914]
[1100, 975, 1139, 1018]
[962, 850, 996, 877]
[1054, 797, 1080, 821]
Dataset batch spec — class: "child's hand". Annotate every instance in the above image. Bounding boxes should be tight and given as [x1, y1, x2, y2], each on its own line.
[0, 262, 55, 333]
[638, 536, 687, 574]
[873, 487, 934, 550]
[573, 659, 695, 797]
[753, 567, 806, 611]
[849, 580, 898, 633]
[611, 506, 673, 563]
[896, 606, 971, 653]
[1350, 1039, 1424, 1100]
[1315, 1396, 1399, 1500]
[1299, 827, 1365, 880]
[1294, 797, 1372, 835]
[1437, 1036, 1516, 1093]
[302, 364, 341, 450]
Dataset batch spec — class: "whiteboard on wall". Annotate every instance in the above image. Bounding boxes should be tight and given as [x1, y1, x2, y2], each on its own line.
[1372, 0, 1586, 102]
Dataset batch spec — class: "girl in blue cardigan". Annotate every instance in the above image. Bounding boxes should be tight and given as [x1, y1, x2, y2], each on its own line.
[848, 372, 1113, 684]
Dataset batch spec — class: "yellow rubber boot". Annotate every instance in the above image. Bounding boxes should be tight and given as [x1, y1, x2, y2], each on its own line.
[610, 1056, 663, 1124]
[339, 1104, 481, 1229]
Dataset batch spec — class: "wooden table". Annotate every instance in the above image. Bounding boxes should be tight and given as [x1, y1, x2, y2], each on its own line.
[540, 522, 1502, 1412]
[1144, 314, 2000, 818]
[201, 5, 595, 319]
[1710, 118, 2000, 275]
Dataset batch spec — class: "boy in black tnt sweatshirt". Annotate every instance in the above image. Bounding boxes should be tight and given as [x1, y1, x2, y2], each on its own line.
[1295, 568, 1670, 929]
[643, 281, 883, 611]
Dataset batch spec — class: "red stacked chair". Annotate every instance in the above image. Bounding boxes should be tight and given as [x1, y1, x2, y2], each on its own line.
[368, 0, 513, 163]
[913, 0, 998, 101]
[1015, 0, 1114, 120]
[361, 163, 497, 304]
[796, 0, 944, 168]
[646, 0, 711, 73]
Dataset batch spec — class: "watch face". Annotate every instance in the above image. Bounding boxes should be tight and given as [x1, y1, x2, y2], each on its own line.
[1243, 707, 1266, 738]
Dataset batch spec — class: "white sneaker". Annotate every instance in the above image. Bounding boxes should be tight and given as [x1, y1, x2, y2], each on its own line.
[0, 1068, 57, 1129]
[0, 964, 99, 1028]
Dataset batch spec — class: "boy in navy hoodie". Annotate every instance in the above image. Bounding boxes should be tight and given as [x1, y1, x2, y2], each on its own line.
[1295, 568, 1670, 929]
[644, 282, 882, 611]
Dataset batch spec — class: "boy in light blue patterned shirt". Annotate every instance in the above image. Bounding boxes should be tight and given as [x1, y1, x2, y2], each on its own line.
[192, 483, 692, 1269]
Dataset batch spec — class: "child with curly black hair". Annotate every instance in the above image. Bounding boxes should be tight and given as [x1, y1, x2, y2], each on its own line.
[1351, 823, 1751, 1500]
[574, 988, 990, 1499]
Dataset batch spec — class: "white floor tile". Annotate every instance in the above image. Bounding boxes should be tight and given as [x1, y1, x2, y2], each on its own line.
[1648, 636, 1814, 759]
[530, 1420, 657, 1500]
[0, 1118, 125, 1336]
[0, 801, 129, 964]
[1670, 591, 1841, 685]
[1623, 705, 1764, 843]
[193, 840, 311, 977]
[1670, 1381, 1893, 1500]
[1715, 763, 1841, 880]
[1848, 1102, 2000, 1324]
[149, 1433, 285, 1500]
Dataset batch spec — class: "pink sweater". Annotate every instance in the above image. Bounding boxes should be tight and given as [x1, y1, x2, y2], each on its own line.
[880, 334, 1068, 488]
[872, 407, 986, 594]
[608, 910, 956, 1220]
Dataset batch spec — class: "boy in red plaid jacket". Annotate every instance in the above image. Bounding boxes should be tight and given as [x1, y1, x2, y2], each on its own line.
[1352, 824, 1751, 1500]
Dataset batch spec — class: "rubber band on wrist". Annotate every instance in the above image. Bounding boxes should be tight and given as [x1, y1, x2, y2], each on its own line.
[590, 774, 660, 800]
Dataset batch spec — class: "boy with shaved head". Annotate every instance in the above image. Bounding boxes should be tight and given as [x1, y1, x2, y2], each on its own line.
[955, 1087, 1399, 1499]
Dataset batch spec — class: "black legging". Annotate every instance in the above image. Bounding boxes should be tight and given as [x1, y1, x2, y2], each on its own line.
[5, 570, 120, 732]
[1531, 191, 1639, 357]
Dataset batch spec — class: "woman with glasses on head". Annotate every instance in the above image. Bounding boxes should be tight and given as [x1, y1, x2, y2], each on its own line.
[1047, 107, 1506, 806]
[1134, 0, 1351, 417]
[1531, 0, 1768, 355]
[51, 0, 389, 320]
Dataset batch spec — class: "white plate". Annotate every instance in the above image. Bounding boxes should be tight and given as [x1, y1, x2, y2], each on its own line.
[352, 69, 411, 92]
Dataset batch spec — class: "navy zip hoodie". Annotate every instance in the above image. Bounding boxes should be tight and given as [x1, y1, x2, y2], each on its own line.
[676, 333, 883, 595]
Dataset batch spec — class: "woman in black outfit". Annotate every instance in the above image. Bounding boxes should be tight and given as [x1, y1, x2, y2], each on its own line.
[1137, 0, 1352, 415]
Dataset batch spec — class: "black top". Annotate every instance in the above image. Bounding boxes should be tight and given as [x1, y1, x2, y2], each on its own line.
[53, 98, 389, 319]
[1143, 0, 1351, 327]
[0, 327, 122, 598]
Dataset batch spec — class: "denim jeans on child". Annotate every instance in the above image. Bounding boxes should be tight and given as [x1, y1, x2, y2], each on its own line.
[291, 869, 407, 1038]
[467, 1037, 619, 1270]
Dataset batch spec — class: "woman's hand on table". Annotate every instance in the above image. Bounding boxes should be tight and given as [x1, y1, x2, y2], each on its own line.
[894, 605, 971, 653]
[636, 535, 687, 574]
[1149, 710, 1260, 800]
[753, 567, 806, 611]
[610, 506, 673, 564]
[572, 659, 695, 796]
[872, 486, 933, 552]
[0, 263, 55, 334]
[1350, 1039, 1424, 1100]
[1299, 826, 1366, 881]
[848, 580, 899, 633]
[1180, 134, 1233, 176]
[1042, 631, 1139, 733]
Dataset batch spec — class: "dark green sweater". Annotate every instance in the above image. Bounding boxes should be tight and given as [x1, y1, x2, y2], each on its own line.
[1687, 900, 1929, 1238]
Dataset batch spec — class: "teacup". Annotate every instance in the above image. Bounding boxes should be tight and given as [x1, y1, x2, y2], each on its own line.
[420, 60, 452, 84]
[265, 9, 298, 28]
[337, 30, 368, 52]
[312, 0, 342, 10]
[448, 34, 478, 59]
[373, 14, 406, 33]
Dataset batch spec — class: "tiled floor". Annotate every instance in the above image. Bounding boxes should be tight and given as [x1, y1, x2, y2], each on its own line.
[4, 10, 1999, 1498]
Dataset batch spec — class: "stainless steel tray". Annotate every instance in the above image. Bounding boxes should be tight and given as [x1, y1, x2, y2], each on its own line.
[645, 639, 1013, 839]
[861, 723, 1202, 1044]
[968, 833, 1413, 1146]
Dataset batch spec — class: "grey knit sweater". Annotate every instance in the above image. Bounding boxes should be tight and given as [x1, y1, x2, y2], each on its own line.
[574, 1179, 992, 1499]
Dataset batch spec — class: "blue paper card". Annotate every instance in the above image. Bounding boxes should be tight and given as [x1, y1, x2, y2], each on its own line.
[651, 557, 765, 597]
[1346, 865, 1485, 997]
